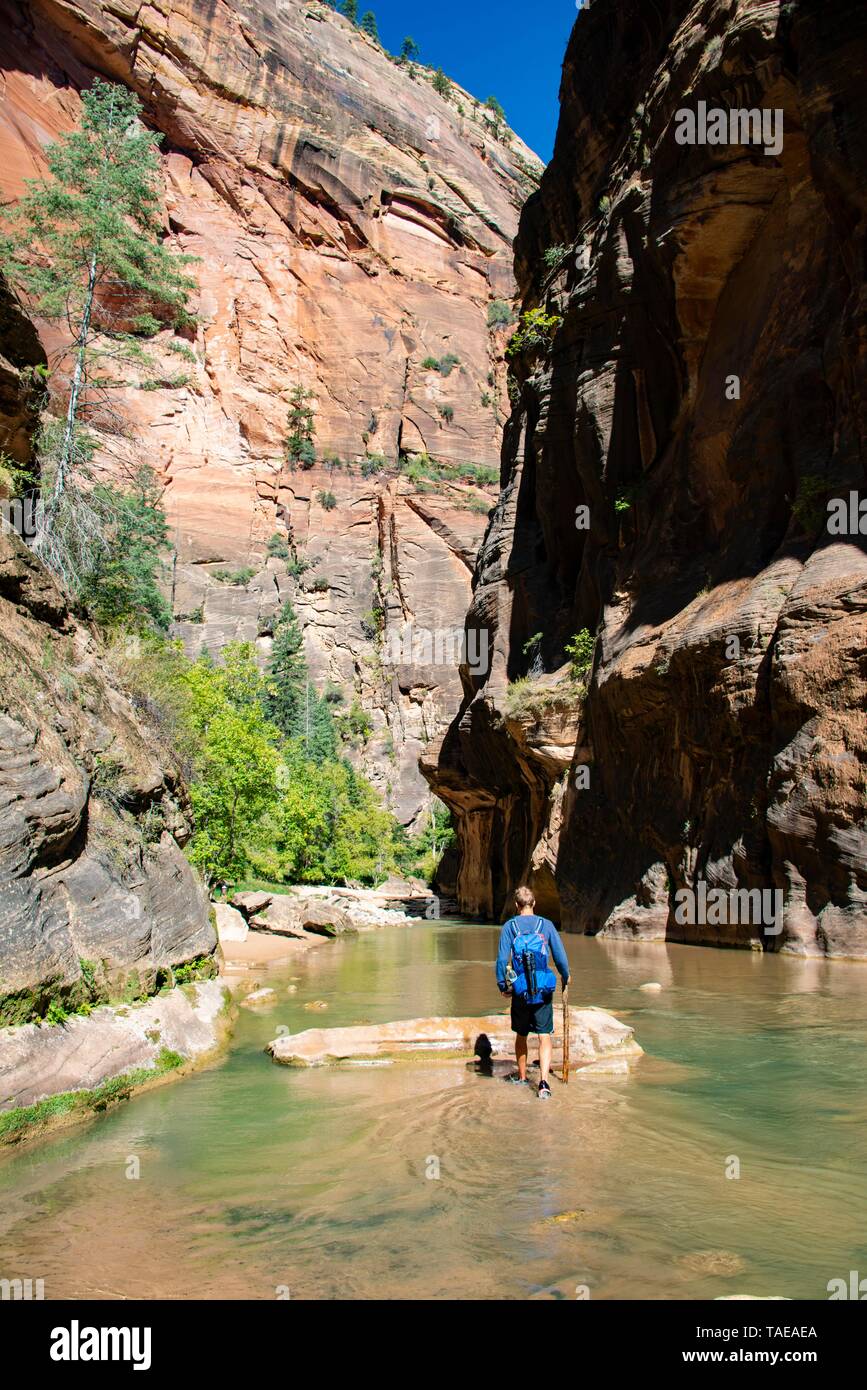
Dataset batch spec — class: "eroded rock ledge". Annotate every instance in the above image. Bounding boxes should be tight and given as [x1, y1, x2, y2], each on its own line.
[267, 1007, 641, 1070]
[0, 979, 233, 1146]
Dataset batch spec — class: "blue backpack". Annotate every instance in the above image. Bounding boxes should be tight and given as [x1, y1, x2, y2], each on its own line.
[508, 917, 558, 1004]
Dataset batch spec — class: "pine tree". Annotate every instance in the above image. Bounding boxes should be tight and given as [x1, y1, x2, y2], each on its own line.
[342, 0, 358, 22]
[399, 36, 420, 64]
[0, 79, 195, 589]
[285, 383, 316, 467]
[485, 95, 506, 123]
[265, 601, 308, 738]
[360, 10, 379, 42]
[432, 69, 451, 100]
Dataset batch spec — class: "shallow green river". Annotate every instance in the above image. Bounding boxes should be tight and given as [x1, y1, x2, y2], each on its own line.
[2, 923, 866, 1300]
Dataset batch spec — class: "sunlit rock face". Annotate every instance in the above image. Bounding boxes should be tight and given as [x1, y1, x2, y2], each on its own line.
[426, 0, 867, 955]
[0, 0, 542, 826]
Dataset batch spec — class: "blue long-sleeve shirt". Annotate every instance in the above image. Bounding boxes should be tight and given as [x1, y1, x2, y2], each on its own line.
[496, 914, 570, 993]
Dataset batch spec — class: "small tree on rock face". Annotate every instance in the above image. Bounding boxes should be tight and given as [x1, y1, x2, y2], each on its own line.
[399, 36, 420, 63]
[432, 69, 451, 100]
[341, 0, 358, 21]
[285, 384, 316, 467]
[0, 78, 195, 594]
[359, 10, 379, 42]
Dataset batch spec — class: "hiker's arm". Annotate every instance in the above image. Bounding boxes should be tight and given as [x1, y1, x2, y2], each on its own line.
[548, 923, 570, 985]
[495, 924, 512, 992]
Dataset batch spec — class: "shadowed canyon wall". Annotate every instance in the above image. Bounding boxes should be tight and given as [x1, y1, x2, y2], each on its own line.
[425, 0, 867, 956]
[0, 0, 541, 825]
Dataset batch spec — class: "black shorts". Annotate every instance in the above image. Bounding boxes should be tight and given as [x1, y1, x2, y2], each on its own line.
[510, 997, 554, 1036]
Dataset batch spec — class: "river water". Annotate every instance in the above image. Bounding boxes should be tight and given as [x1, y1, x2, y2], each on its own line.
[1, 923, 866, 1300]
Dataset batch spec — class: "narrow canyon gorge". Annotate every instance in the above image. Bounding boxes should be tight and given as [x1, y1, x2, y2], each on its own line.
[0, 0, 864, 1000]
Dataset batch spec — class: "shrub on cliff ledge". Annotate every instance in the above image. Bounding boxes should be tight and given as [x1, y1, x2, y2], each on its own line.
[565, 628, 595, 682]
[506, 308, 563, 358]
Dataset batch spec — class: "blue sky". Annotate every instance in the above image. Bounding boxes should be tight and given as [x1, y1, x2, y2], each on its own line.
[346, 1, 579, 162]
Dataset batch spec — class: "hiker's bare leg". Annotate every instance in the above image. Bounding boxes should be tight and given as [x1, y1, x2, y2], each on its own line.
[515, 1034, 528, 1080]
[539, 1033, 553, 1085]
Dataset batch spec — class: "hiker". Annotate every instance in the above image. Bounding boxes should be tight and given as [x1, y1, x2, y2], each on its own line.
[496, 885, 570, 1100]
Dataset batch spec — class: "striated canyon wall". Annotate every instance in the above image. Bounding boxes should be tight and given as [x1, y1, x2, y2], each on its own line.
[426, 0, 867, 955]
[0, 0, 541, 825]
[0, 528, 215, 1022]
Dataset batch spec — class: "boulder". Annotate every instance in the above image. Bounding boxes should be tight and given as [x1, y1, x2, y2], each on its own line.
[267, 1007, 642, 1069]
[230, 891, 273, 918]
[213, 903, 248, 944]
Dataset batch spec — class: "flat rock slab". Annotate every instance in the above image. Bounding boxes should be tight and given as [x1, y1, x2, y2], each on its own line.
[267, 1007, 642, 1069]
[0, 979, 230, 1111]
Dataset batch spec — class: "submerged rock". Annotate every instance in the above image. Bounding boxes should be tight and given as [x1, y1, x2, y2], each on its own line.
[267, 1008, 641, 1069]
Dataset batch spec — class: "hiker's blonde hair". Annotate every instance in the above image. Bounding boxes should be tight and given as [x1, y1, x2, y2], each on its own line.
[515, 885, 536, 909]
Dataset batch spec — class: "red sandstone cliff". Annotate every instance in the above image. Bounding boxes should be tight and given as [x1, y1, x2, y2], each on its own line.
[0, 0, 541, 824]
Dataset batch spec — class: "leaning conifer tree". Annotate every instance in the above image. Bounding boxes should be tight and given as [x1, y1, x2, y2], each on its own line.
[0, 79, 195, 592]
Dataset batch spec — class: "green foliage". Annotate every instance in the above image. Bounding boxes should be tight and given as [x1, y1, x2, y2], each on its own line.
[0, 79, 195, 591]
[396, 795, 455, 881]
[543, 244, 569, 270]
[420, 353, 461, 376]
[361, 454, 385, 477]
[285, 384, 316, 465]
[487, 299, 513, 328]
[432, 68, 451, 99]
[506, 308, 563, 357]
[250, 745, 396, 885]
[399, 36, 420, 63]
[564, 628, 595, 682]
[0, 80, 193, 335]
[265, 601, 307, 740]
[317, 490, 337, 510]
[211, 566, 256, 586]
[286, 553, 314, 578]
[267, 532, 290, 559]
[439, 404, 454, 423]
[359, 10, 379, 42]
[70, 465, 172, 632]
[791, 474, 833, 533]
[361, 606, 385, 641]
[336, 698, 373, 745]
[341, 0, 358, 20]
[485, 95, 506, 123]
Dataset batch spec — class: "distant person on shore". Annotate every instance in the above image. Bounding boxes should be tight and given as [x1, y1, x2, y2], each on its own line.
[496, 886, 570, 1100]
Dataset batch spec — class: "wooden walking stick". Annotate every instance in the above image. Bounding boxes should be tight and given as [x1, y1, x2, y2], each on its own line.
[562, 983, 571, 1084]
